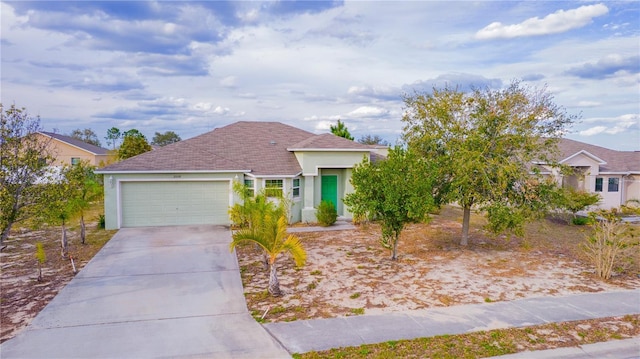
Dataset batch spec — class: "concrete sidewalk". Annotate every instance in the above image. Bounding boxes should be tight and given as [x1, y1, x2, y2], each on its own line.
[493, 337, 640, 358]
[1, 225, 290, 359]
[264, 289, 640, 354]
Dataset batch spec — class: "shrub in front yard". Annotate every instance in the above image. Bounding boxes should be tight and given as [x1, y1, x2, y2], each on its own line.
[583, 210, 639, 280]
[316, 200, 337, 227]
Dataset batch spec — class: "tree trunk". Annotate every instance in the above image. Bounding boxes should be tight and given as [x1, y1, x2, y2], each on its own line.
[461, 205, 471, 246]
[391, 234, 398, 261]
[268, 262, 282, 297]
[60, 224, 68, 258]
[1, 223, 13, 248]
[80, 214, 86, 245]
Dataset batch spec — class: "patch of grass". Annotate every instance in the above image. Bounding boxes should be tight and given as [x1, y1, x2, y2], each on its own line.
[349, 292, 361, 299]
[270, 305, 287, 315]
[294, 315, 640, 359]
[307, 281, 318, 290]
[484, 297, 494, 303]
[310, 270, 322, 276]
[350, 308, 364, 315]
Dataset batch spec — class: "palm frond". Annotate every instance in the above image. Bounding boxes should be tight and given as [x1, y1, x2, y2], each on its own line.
[283, 234, 306, 267]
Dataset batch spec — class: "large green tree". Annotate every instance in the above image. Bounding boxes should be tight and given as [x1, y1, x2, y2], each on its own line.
[151, 131, 181, 146]
[402, 81, 576, 245]
[69, 128, 102, 147]
[344, 147, 436, 260]
[1, 104, 56, 246]
[330, 120, 354, 140]
[117, 129, 152, 160]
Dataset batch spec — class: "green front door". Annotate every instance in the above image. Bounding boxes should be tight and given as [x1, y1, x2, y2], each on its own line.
[321, 175, 338, 208]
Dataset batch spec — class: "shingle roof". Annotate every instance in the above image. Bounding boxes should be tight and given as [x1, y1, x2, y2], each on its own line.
[556, 138, 640, 173]
[99, 121, 372, 175]
[289, 133, 375, 150]
[40, 131, 109, 155]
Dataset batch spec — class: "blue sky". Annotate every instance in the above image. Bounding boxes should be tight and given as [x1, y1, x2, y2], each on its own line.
[1, 1, 638, 150]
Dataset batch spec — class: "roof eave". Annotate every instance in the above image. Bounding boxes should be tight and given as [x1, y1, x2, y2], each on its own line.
[95, 169, 252, 174]
[287, 148, 373, 152]
[39, 132, 107, 156]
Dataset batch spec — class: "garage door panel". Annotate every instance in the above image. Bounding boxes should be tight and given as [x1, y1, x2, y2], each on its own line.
[121, 181, 230, 227]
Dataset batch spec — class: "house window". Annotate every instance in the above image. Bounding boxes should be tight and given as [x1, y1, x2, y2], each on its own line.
[265, 179, 283, 197]
[595, 178, 603, 192]
[293, 178, 300, 197]
[244, 179, 255, 197]
[608, 178, 619, 192]
[71, 157, 81, 166]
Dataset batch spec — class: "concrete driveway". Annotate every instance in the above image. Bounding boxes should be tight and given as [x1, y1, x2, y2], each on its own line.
[1, 225, 291, 358]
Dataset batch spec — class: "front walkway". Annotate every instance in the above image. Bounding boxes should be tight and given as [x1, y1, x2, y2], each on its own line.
[264, 290, 640, 354]
[1, 225, 290, 359]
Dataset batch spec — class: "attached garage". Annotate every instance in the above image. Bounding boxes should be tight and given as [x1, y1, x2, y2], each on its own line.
[119, 181, 231, 227]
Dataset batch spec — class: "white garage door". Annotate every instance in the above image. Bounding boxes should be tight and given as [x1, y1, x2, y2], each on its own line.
[120, 181, 230, 227]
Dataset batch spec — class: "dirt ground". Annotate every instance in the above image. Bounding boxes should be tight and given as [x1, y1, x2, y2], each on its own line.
[1, 207, 637, 347]
[236, 207, 640, 322]
[0, 223, 115, 343]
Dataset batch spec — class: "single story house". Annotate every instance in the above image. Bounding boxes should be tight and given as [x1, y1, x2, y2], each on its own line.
[97, 121, 381, 229]
[537, 138, 640, 209]
[38, 131, 113, 166]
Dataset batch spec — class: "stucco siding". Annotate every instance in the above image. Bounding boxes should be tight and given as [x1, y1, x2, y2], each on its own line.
[295, 151, 369, 176]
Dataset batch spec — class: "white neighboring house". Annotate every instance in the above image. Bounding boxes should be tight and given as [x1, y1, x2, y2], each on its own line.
[536, 138, 640, 209]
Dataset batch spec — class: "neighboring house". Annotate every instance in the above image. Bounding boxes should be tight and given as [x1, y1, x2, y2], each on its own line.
[537, 138, 640, 209]
[37, 131, 113, 166]
[97, 121, 382, 229]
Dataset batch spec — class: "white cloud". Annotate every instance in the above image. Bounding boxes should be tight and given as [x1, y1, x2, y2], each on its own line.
[348, 106, 389, 118]
[579, 114, 639, 136]
[579, 126, 606, 136]
[577, 101, 601, 107]
[213, 106, 230, 115]
[475, 4, 608, 40]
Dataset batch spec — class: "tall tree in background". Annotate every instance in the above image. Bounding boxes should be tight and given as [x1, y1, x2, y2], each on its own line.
[105, 127, 121, 150]
[358, 134, 390, 146]
[151, 131, 181, 146]
[402, 81, 576, 246]
[344, 147, 436, 260]
[117, 129, 152, 160]
[69, 128, 102, 147]
[330, 120, 354, 140]
[1, 104, 56, 247]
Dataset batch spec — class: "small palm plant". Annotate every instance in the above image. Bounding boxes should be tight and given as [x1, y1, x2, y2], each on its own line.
[230, 199, 306, 296]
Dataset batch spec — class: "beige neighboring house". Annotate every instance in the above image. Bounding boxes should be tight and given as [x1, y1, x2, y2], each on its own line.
[37, 131, 113, 166]
[537, 138, 640, 209]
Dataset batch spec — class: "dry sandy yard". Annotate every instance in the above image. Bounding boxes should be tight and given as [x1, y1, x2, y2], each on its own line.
[237, 208, 639, 322]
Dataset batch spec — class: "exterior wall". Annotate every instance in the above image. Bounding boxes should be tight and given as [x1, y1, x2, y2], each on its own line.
[294, 151, 369, 176]
[624, 175, 640, 205]
[242, 175, 303, 223]
[594, 174, 622, 209]
[38, 134, 111, 166]
[103, 172, 240, 229]
[294, 150, 369, 223]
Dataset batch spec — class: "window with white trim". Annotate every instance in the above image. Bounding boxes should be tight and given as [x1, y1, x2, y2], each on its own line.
[293, 178, 300, 197]
[71, 157, 81, 166]
[265, 179, 283, 197]
[244, 179, 255, 197]
[608, 178, 619, 192]
[595, 177, 603, 192]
